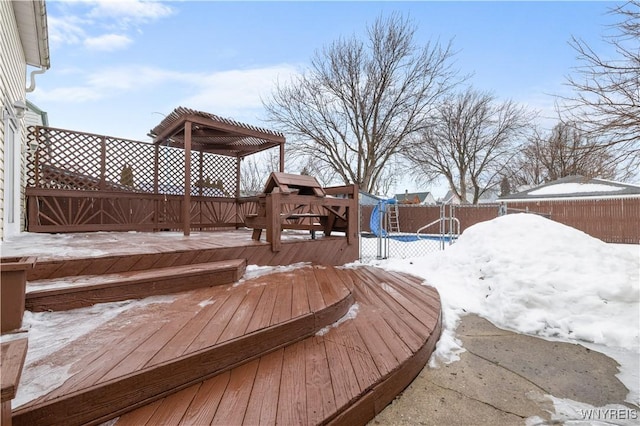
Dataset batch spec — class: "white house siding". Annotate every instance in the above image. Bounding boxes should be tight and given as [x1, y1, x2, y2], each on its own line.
[1, 1, 29, 240]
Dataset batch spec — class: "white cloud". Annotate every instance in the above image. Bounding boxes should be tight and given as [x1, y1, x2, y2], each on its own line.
[86, 0, 175, 23]
[47, 0, 174, 50]
[47, 15, 87, 47]
[83, 33, 132, 51]
[33, 64, 301, 126]
[180, 65, 301, 118]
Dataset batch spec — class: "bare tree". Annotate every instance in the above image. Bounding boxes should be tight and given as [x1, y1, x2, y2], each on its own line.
[506, 121, 619, 187]
[263, 13, 461, 193]
[403, 88, 531, 204]
[561, 1, 640, 171]
[240, 150, 281, 194]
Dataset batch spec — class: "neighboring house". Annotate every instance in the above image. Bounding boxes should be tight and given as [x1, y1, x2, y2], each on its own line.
[440, 190, 472, 205]
[394, 191, 437, 205]
[1, 0, 50, 239]
[359, 190, 387, 206]
[25, 99, 49, 128]
[498, 175, 640, 202]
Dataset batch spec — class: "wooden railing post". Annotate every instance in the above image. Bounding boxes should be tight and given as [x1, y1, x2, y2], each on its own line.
[99, 136, 106, 190]
[347, 184, 359, 245]
[265, 191, 282, 252]
[183, 122, 192, 236]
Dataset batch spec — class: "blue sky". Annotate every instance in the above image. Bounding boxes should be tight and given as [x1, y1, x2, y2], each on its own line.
[30, 1, 622, 194]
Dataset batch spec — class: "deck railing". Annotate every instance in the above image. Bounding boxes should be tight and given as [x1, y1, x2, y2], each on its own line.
[24, 127, 360, 253]
[26, 188, 255, 233]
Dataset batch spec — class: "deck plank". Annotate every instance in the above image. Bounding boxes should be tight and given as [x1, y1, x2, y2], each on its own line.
[276, 341, 308, 426]
[270, 274, 293, 325]
[112, 399, 162, 426]
[186, 288, 248, 351]
[328, 322, 381, 393]
[305, 336, 336, 424]
[178, 372, 230, 426]
[303, 266, 326, 313]
[348, 272, 424, 351]
[358, 268, 439, 326]
[324, 332, 361, 410]
[291, 269, 311, 318]
[146, 291, 231, 366]
[145, 383, 199, 425]
[243, 348, 284, 426]
[43, 320, 163, 399]
[211, 359, 259, 425]
[99, 309, 199, 383]
[245, 276, 280, 333]
[217, 285, 265, 342]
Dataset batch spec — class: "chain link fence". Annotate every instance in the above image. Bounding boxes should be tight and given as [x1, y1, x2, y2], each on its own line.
[359, 201, 458, 262]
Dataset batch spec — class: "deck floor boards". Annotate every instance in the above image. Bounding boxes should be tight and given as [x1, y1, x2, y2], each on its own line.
[11, 252, 441, 426]
[12, 266, 354, 426]
[110, 266, 441, 426]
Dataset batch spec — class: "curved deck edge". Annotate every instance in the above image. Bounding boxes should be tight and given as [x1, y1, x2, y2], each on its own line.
[327, 310, 442, 425]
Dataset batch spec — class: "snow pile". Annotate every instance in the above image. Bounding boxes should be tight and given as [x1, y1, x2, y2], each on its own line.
[377, 213, 639, 357]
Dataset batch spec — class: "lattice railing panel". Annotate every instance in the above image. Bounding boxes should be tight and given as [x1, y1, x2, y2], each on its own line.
[157, 145, 185, 195]
[27, 126, 241, 198]
[105, 137, 156, 193]
[27, 127, 103, 191]
[199, 154, 237, 197]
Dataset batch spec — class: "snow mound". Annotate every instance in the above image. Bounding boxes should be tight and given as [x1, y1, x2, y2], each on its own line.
[446, 214, 639, 348]
[381, 213, 639, 354]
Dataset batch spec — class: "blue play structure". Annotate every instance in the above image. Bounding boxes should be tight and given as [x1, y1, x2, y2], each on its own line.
[369, 199, 394, 237]
[369, 199, 459, 243]
[369, 199, 424, 242]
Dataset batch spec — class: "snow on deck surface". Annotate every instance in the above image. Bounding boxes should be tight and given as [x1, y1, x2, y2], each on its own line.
[0, 229, 309, 260]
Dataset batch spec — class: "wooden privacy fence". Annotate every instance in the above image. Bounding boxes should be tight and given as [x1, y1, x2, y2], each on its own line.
[504, 198, 640, 244]
[361, 198, 640, 244]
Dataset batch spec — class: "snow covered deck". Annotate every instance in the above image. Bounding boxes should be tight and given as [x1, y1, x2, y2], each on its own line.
[0, 229, 359, 281]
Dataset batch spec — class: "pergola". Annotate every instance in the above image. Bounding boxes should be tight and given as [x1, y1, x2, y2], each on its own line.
[149, 107, 286, 235]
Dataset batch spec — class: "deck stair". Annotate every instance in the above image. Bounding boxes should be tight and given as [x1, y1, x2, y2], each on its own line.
[11, 263, 441, 426]
[25, 259, 247, 312]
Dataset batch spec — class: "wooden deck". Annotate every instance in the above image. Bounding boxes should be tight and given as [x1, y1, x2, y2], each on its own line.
[0, 229, 359, 281]
[3, 231, 441, 426]
[9, 265, 440, 426]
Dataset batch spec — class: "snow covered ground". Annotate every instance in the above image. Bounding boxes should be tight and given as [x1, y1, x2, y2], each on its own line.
[359, 213, 639, 416]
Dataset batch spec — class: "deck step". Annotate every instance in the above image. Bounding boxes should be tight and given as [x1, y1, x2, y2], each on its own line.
[25, 259, 247, 312]
[110, 267, 442, 426]
[12, 265, 354, 426]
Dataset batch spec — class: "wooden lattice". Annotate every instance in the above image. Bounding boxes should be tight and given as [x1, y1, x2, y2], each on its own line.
[27, 126, 239, 197]
[104, 137, 156, 192]
[27, 127, 103, 191]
